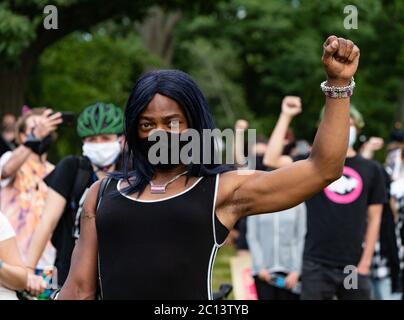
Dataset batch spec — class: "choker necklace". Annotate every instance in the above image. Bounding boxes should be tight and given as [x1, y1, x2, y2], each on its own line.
[150, 171, 188, 194]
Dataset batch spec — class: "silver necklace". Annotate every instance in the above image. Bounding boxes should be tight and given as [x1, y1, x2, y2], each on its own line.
[149, 171, 188, 194]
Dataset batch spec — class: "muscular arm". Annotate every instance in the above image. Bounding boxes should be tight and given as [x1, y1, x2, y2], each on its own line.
[57, 181, 100, 300]
[216, 36, 360, 229]
[2, 110, 63, 179]
[0, 238, 27, 291]
[1, 145, 32, 179]
[26, 189, 66, 269]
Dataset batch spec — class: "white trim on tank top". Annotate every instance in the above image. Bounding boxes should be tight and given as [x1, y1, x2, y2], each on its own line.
[207, 173, 226, 300]
[116, 176, 204, 203]
[118, 173, 225, 300]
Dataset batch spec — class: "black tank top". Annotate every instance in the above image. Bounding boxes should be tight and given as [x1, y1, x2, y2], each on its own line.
[96, 174, 229, 300]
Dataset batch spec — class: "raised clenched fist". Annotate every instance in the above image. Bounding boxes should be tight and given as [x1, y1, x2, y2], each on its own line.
[322, 35, 360, 85]
[235, 119, 249, 131]
[365, 137, 384, 152]
[281, 96, 302, 118]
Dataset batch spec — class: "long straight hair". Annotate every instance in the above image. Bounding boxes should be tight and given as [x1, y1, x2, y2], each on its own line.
[114, 69, 233, 195]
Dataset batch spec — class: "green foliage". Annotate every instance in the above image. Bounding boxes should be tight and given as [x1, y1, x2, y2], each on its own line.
[33, 32, 156, 109]
[27, 30, 162, 158]
[176, 38, 249, 128]
[0, 3, 36, 64]
[0, 0, 81, 64]
[175, 0, 404, 140]
[1, 0, 403, 160]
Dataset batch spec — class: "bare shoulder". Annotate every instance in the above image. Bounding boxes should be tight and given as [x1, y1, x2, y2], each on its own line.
[82, 180, 103, 217]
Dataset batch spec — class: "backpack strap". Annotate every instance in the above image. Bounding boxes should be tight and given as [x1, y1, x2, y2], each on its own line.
[70, 156, 93, 239]
[96, 177, 112, 300]
[96, 177, 112, 211]
[70, 156, 93, 211]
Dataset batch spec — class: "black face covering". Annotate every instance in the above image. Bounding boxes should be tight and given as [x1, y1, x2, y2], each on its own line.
[138, 132, 190, 171]
[36, 134, 54, 155]
[23, 133, 53, 155]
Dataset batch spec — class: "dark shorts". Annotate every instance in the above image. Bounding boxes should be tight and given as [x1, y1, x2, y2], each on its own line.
[301, 259, 372, 300]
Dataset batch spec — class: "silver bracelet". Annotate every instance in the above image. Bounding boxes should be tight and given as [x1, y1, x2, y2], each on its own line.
[320, 77, 355, 98]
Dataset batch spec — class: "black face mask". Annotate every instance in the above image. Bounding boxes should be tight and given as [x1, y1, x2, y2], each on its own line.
[23, 133, 53, 155]
[138, 132, 190, 171]
[36, 134, 54, 155]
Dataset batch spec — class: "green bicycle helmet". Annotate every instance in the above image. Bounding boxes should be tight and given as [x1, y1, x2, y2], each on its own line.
[77, 102, 124, 138]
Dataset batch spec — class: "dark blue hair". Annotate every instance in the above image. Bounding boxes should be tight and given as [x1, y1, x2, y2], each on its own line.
[114, 69, 233, 195]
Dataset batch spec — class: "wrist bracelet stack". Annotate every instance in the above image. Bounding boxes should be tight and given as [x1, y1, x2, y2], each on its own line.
[320, 77, 355, 98]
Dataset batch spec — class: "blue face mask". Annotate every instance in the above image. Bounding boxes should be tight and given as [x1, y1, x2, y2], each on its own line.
[349, 126, 357, 147]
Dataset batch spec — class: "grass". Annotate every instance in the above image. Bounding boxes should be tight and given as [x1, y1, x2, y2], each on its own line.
[212, 245, 236, 300]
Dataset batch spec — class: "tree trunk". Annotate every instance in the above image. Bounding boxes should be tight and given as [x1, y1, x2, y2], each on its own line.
[137, 6, 182, 67]
[0, 66, 32, 117]
[0, 51, 37, 117]
[397, 80, 404, 126]
[0, 0, 154, 118]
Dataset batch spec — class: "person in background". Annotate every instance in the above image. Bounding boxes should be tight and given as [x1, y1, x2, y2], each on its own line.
[26, 102, 124, 293]
[388, 138, 404, 300]
[247, 203, 306, 300]
[264, 99, 386, 300]
[360, 137, 401, 299]
[235, 116, 307, 300]
[232, 120, 270, 255]
[0, 113, 17, 157]
[290, 140, 312, 159]
[0, 211, 33, 300]
[247, 97, 308, 300]
[0, 108, 62, 270]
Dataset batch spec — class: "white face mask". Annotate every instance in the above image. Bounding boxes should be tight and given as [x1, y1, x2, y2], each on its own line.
[82, 141, 121, 168]
[348, 126, 357, 148]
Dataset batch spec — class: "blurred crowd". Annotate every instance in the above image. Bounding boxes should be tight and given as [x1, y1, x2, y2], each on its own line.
[0, 98, 403, 300]
[230, 97, 404, 300]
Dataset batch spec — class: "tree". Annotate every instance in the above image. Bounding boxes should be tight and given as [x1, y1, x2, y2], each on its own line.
[27, 30, 160, 159]
[0, 0, 220, 116]
[174, 0, 404, 140]
[137, 6, 182, 67]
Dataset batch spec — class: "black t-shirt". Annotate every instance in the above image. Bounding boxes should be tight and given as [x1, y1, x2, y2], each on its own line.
[0, 136, 15, 157]
[300, 155, 387, 267]
[44, 155, 95, 286]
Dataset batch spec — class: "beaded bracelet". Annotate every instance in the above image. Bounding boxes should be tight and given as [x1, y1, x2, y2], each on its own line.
[320, 77, 355, 98]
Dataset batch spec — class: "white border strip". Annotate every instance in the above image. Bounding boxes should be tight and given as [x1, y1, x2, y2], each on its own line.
[212, 173, 226, 247]
[207, 244, 219, 300]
